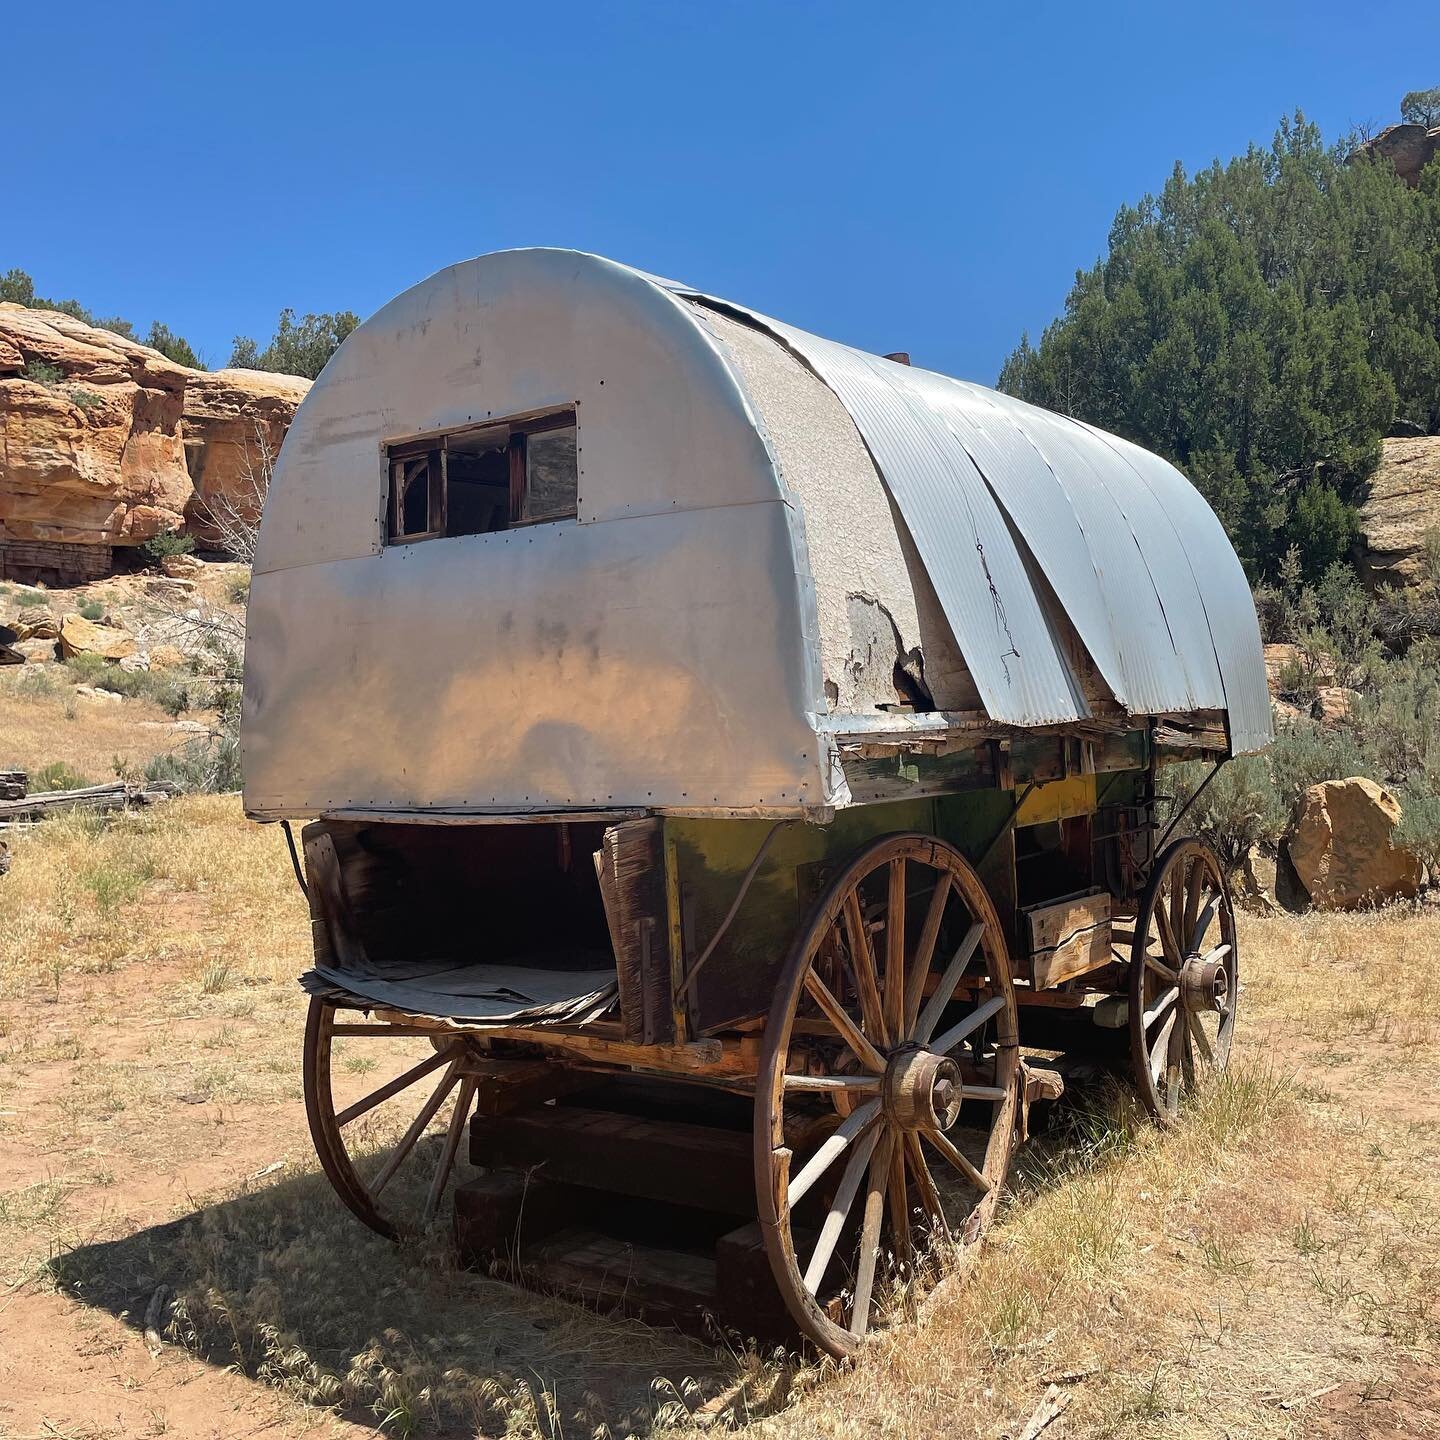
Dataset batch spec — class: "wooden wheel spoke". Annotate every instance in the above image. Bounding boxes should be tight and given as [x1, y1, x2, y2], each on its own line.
[789, 1098, 882, 1206]
[783, 1073, 883, 1094]
[803, 1123, 883, 1294]
[1149, 1008, 1177, 1084]
[1202, 942, 1232, 965]
[804, 970, 887, 1074]
[883, 858, 907, 1044]
[1143, 950, 1180, 986]
[848, 1129, 895, 1338]
[334, 1043, 462, 1128]
[913, 921, 985, 1044]
[1188, 1009, 1216, 1066]
[843, 892, 887, 1044]
[920, 1126, 991, 1194]
[902, 1132, 949, 1241]
[929, 991, 1007, 1058]
[1169, 860, 1189, 954]
[1183, 862, 1204, 946]
[370, 1061, 461, 1198]
[1190, 893, 1221, 954]
[1153, 904, 1184, 969]
[1142, 984, 1179, 1030]
[887, 1141, 912, 1268]
[421, 1074, 475, 1223]
[905, 872, 953, 1036]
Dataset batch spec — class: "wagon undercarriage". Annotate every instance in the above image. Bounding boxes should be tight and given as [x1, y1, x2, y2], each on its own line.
[294, 723, 1239, 1358]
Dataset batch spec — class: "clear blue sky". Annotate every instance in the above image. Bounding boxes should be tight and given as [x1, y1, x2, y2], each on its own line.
[6, 1, 1435, 382]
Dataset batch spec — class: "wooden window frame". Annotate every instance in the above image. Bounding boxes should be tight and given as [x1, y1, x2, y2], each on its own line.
[384, 408, 576, 546]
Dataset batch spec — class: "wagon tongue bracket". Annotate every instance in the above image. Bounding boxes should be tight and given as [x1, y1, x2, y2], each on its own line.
[883, 1047, 963, 1133]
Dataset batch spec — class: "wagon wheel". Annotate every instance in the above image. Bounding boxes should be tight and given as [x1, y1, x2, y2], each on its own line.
[303, 998, 482, 1240]
[1128, 837, 1238, 1124]
[755, 833, 1020, 1357]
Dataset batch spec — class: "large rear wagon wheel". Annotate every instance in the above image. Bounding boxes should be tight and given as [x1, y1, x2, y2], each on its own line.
[303, 999, 482, 1240]
[1128, 837, 1238, 1124]
[755, 833, 1020, 1358]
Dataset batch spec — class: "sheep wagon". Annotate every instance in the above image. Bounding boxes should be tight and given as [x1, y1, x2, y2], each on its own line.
[242, 249, 1270, 1356]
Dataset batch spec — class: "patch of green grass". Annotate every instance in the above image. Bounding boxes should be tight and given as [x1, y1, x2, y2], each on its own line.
[76, 599, 104, 621]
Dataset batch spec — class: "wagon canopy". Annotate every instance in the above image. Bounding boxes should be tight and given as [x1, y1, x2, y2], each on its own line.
[243, 249, 1268, 821]
[656, 277, 1270, 754]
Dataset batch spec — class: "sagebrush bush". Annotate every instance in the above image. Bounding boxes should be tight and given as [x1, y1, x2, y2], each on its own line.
[140, 529, 196, 562]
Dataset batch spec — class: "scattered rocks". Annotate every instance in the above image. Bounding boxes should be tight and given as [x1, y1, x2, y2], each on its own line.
[160, 553, 204, 579]
[117, 654, 150, 673]
[11, 637, 56, 662]
[1311, 686, 1361, 725]
[1271, 698, 1305, 729]
[73, 683, 123, 704]
[147, 643, 188, 670]
[145, 578, 196, 600]
[58, 612, 136, 661]
[1286, 777, 1423, 910]
[10, 607, 58, 640]
[1235, 844, 1280, 913]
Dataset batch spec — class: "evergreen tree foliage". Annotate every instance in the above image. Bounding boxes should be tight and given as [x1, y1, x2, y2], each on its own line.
[145, 321, 204, 369]
[1400, 87, 1440, 127]
[999, 113, 1440, 578]
[229, 307, 360, 379]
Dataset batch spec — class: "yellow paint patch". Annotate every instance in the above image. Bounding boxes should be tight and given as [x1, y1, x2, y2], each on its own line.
[1015, 773, 1096, 826]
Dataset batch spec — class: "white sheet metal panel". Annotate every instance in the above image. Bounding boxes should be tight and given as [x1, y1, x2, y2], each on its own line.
[244, 250, 832, 817]
[1073, 423, 1273, 753]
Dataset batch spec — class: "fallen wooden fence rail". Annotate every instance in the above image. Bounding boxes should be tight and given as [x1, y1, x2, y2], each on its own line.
[0, 778, 180, 827]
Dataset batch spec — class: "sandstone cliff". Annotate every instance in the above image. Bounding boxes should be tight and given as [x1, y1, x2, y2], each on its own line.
[1358, 435, 1440, 589]
[0, 304, 308, 567]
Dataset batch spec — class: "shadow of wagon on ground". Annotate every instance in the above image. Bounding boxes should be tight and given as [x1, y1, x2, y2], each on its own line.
[45, 1150, 769, 1437]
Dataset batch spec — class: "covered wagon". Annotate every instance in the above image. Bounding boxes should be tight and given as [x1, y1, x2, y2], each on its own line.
[242, 248, 1269, 1355]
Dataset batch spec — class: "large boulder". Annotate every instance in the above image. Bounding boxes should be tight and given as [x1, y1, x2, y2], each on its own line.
[0, 305, 192, 546]
[181, 368, 309, 547]
[1358, 436, 1440, 590]
[1286, 777, 1423, 910]
[58, 612, 136, 661]
[1350, 123, 1440, 187]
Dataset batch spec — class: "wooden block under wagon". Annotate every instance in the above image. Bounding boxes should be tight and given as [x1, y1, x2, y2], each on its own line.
[1023, 889, 1113, 990]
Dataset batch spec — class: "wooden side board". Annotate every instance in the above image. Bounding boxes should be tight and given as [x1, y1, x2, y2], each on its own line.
[1022, 889, 1113, 990]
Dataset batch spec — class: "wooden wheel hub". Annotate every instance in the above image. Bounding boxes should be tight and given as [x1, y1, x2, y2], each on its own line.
[1182, 952, 1229, 1013]
[883, 1047, 962, 1132]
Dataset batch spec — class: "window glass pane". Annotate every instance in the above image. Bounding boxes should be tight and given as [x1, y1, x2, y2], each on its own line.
[524, 425, 578, 521]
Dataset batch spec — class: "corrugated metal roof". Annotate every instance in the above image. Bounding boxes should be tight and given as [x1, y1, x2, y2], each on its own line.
[656, 279, 1271, 753]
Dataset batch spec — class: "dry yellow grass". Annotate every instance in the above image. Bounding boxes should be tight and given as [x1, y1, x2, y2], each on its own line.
[0, 798, 1436, 1438]
[0, 665, 198, 780]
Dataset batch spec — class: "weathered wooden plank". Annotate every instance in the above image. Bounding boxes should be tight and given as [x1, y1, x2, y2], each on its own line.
[1023, 890, 1112, 990]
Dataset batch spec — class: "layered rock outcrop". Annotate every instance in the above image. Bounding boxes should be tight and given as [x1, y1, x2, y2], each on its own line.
[0, 304, 192, 545]
[1358, 436, 1440, 589]
[182, 368, 310, 544]
[0, 305, 309, 569]
[1351, 123, 1440, 187]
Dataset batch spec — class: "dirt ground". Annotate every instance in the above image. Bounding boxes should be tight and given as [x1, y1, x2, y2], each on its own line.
[0, 794, 1437, 1439]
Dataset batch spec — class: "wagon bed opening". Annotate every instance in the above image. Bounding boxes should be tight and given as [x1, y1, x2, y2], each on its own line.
[299, 818, 620, 1025]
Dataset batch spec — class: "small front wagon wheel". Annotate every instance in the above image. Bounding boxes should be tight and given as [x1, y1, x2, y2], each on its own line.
[755, 833, 1020, 1358]
[303, 999, 481, 1240]
[1128, 837, 1238, 1124]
